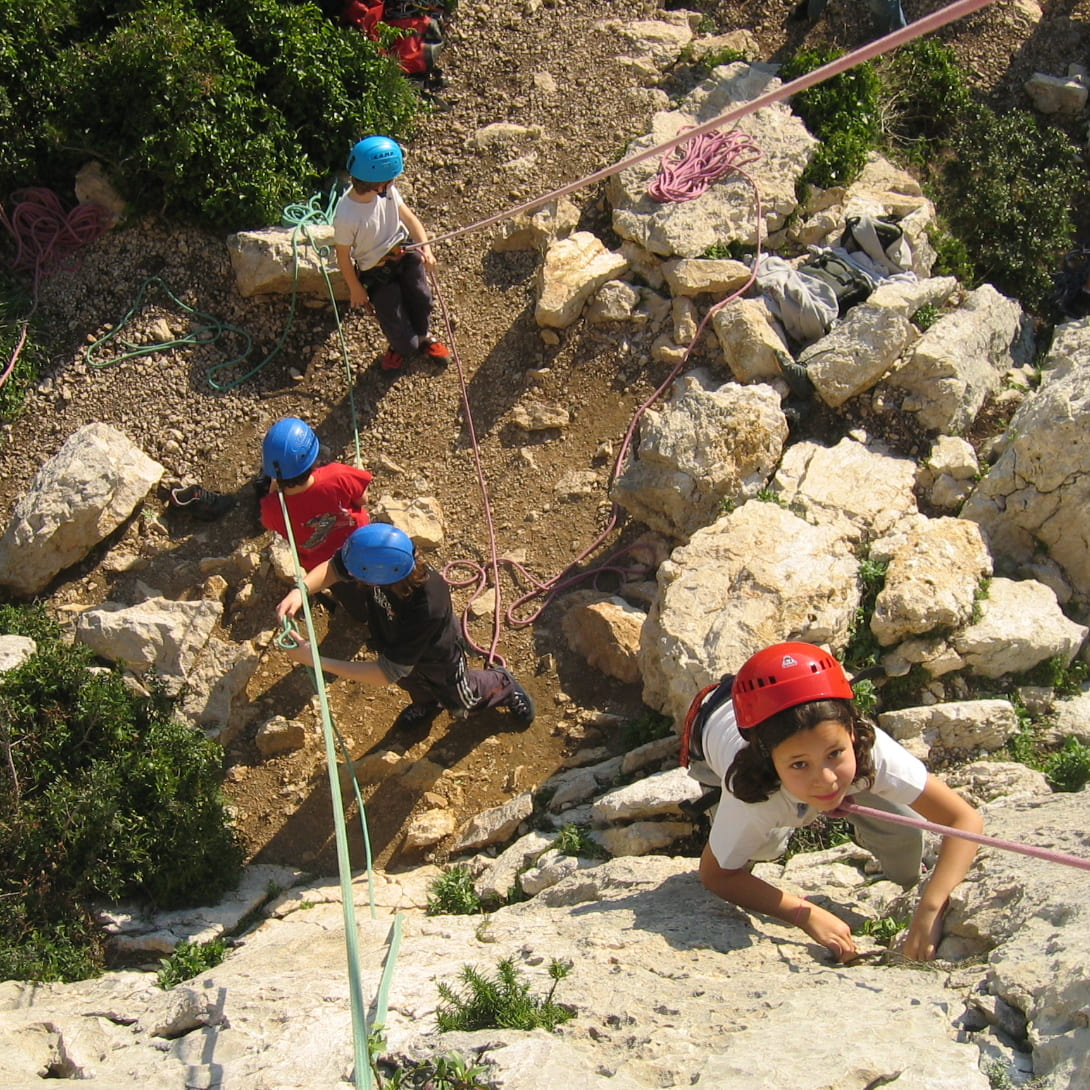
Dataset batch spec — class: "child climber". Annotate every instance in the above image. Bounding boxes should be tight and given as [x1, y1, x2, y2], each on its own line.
[688, 641, 982, 963]
[259, 416, 373, 618]
[334, 135, 450, 372]
[276, 523, 535, 736]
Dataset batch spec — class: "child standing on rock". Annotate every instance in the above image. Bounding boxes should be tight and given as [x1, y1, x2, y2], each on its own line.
[276, 523, 535, 737]
[686, 642, 982, 963]
[333, 135, 450, 372]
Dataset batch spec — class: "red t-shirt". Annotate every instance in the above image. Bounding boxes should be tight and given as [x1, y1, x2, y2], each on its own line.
[260, 463, 373, 570]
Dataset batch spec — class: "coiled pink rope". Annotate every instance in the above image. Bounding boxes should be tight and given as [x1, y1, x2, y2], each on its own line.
[648, 128, 761, 203]
[0, 188, 111, 390]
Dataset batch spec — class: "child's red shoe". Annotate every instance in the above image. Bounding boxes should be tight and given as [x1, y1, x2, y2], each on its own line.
[423, 339, 451, 361]
[380, 348, 403, 371]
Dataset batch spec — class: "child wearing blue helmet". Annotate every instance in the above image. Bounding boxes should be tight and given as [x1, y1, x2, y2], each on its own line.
[277, 523, 535, 737]
[260, 416, 374, 619]
[334, 135, 450, 372]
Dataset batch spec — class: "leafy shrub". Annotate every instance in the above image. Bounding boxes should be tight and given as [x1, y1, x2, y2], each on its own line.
[0, 0, 419, 228]
[1043, 736, 1090, 792]
[0, 632, 243, 981]
[780, 47, 880, 189]
[860, 914, 908, 945]
[938, 104, 1081, 310]
[878, 39, 972, 148]
[157, 937, 227, 989]
[553, 823, 608, 859]
[784, 815, 852, 858]
[621, 708, 673, 748]
[436, 957, 574, 1032]
[911, 302, 940, 331]
[426, 865, 482, 916]
[843, 556, 888, 674]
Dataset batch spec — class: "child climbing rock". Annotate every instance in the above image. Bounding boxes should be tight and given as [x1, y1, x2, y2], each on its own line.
[687, 642, 982, 962]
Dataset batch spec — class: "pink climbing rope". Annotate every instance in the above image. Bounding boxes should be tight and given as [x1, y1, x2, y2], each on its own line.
[0, 188, 111, 390]
[648, 128, 761, 204]
[835, 800, 1090, 872]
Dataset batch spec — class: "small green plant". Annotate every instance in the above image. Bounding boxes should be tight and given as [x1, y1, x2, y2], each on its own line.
[911, 302, 940, 330]
[699, 47, 747, 70]
[851, 677, 878, 718]
[860, 915, 908, 945]
[843, 555, 889, 674]
[938, 104, 1083, 310]
[373, 1043, 489, 1090]
[1043, 736, 1090, 793]
[784, 815, 852, 859]
[553, 823, 608, 860]
[426, 865, 483, 917]
[435, 957, 574, 1033]
[754, 487, 787, 507]
[970, 576, 991, 625]
[157, 937, 228, 989]
[1022, 653, 1090, 697]
[621, 708, 673, 748]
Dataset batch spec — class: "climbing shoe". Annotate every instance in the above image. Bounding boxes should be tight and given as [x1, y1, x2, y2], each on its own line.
[392, 701, 441, 735]
[497, 668, 536, 725]
[380, 347, 404, 371]
[422, 339, 451, 361]
[169, 485, 236, 521]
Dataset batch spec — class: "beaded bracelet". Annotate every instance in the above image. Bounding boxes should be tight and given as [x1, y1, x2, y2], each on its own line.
[791, 897, 809, 927]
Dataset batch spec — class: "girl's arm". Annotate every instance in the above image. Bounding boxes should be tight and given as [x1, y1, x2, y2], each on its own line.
[699, 844, 858, 962]
[399, 205, 436, 268]
[275, 560, 340, 621]
[902, 773, 983, 961]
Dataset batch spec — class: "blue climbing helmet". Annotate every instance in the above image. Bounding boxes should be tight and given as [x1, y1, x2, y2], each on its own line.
[347, 136, 404, 183]
[262, 417, 320, 481]
[340, 523, 416, 584]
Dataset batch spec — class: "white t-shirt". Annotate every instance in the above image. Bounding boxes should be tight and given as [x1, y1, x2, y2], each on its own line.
[701, 700, 928, 870]
[333, 184, 407, 270]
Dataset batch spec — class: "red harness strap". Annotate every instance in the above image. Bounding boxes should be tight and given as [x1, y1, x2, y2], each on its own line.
[679, 681, 721, 769]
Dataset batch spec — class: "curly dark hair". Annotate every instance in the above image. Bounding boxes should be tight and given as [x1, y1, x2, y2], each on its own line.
[725, 698, 876, 804]
[388, 557, 430, 597]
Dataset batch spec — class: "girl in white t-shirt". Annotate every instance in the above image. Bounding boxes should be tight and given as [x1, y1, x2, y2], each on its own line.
[690, 642, 982, 963]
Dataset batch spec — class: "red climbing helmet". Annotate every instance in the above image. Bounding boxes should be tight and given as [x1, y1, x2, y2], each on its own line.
[732, 642, 854, 730]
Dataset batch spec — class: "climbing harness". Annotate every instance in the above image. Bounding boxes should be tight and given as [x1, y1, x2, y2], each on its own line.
[835, 799, 1090, 873]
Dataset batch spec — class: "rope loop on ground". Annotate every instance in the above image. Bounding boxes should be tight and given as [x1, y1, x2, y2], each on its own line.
[648, 127, 761, 203]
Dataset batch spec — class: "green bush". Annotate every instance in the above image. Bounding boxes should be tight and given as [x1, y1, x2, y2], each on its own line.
[0, 630, 243, 982]
[436, 957, 574, 1033]
[0, 0, 419, 228]
[1043, 736, 1090, 793]
[426, 865, 482, 916]
[878, 39, 972, 148]
[938, 105, 1081, 310]
[780, 46, 880, 189]
[157, 937, 228, 989]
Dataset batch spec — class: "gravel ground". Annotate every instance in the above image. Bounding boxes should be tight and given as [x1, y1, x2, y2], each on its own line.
[0, 0, 1083, 873]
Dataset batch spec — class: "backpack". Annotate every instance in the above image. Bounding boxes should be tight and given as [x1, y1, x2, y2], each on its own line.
[342, 0, 447, 79]
[801, 251, 874, 316]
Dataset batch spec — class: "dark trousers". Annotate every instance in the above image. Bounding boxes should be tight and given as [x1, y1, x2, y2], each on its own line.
[399, 653, 513, 716]
[359, 251, 433, 357]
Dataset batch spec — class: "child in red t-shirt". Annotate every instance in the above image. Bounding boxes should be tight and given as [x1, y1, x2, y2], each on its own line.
[260, 417, 373, 618]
